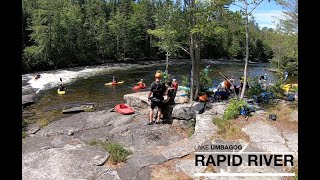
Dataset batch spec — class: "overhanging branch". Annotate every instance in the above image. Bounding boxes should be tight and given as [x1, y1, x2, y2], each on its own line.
[249, 0, 264, 14]
[177, 45, 190, 55]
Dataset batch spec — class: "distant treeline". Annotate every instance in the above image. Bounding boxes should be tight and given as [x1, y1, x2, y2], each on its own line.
[22, 0, 297, 74]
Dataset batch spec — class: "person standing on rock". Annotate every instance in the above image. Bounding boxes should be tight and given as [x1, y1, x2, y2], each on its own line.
[147, 72, 166, 125]
[284, 71, 289, 82]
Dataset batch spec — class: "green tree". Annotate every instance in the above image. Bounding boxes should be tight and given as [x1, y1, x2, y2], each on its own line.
[231, 0, 267, 99]
[148, 1, 181, 74]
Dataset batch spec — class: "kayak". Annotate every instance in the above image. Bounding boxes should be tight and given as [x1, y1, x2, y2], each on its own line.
[115, 103, 135, 115]
[178, 86, 190, 91]
[57, 89, 65, 94]
[133, 85, 146, 90]
[105, 81, 124, 86]
[281, 83, 298, 92]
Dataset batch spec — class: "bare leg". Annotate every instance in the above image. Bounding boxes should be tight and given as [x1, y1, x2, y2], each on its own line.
[149, 108, 154, 123]
[156, 108, 162, 122]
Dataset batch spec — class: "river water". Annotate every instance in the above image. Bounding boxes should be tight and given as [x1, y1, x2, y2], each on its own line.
[22, 59, 297, 123]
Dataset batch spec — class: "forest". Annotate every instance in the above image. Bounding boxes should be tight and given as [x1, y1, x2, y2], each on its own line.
[22, 0, 297, 75]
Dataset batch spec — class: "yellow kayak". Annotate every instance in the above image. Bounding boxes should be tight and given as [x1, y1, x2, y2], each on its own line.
[57, 89, 66, 94]
[105, 81, 124, 86]
[281, 84, 298, 92]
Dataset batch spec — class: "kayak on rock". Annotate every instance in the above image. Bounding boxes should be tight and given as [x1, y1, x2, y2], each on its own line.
[115, 103, 135, 115]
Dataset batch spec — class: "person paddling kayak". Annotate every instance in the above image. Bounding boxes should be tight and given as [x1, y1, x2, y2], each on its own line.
[34, 74, 41, 80]
[59, 78, 66, 91]
[137, 79, 146, 87]
[112, 76, 118, 84]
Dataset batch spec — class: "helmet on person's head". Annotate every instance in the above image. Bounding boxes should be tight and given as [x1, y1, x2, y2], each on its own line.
[155, 72, 162, 78]
[265, 73, 267, 76]
[141, 79, 143, 81]
[173, 79, 176, 82]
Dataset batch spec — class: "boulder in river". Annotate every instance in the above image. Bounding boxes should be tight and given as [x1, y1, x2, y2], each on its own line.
[62, 103, 94, 113]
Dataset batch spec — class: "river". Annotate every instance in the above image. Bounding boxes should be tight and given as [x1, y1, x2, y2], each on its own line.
[22, 59, 297, 124]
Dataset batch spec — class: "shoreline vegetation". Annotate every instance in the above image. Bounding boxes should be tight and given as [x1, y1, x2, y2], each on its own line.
[22, 57, 265, 74]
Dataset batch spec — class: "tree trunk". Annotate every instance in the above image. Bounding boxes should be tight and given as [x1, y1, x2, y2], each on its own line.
[195, 35, 200, 97]
[166, 51, 169, 74]
[189, 0, 199, 102]
[240, 0, 249, 100]
[190, 34, 195, 102]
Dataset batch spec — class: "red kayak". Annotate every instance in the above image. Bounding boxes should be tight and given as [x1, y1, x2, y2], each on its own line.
[115, 104, 135, 115]
[133, 85, 146, 90]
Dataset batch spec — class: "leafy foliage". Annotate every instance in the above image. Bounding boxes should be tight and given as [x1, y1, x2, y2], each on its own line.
[90, 140, 133, 163]
[223, 98, 247, 120]
[22, 0, 297, 75]
[246, 77, 264, 98]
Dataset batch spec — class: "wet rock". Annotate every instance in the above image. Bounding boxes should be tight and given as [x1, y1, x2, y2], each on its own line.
[62, 103, 94, 113]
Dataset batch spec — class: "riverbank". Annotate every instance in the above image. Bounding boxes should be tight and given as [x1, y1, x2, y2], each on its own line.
[22, 91, 298, 180]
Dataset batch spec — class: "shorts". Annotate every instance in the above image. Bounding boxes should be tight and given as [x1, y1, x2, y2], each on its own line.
[151, 100, 162, 109]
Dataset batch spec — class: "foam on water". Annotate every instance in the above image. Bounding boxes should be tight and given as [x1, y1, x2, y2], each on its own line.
[22, 63, 140, 94]
[21, 60, 184, 95]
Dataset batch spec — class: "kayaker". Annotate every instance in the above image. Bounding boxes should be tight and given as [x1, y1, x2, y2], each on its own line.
[34, 74, 41, 80]
[59, 84, 66, 91]
[137, 79, 145, 87]
[112, 76, 118, 83]
[147, 72, 166, 125]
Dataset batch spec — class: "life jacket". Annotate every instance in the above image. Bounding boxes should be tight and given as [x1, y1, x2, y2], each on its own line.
[223, 80, 231, 89]
[172, 82, 178, 90]
[151, 81, 165, 99]
[199, 94, 208, 102]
